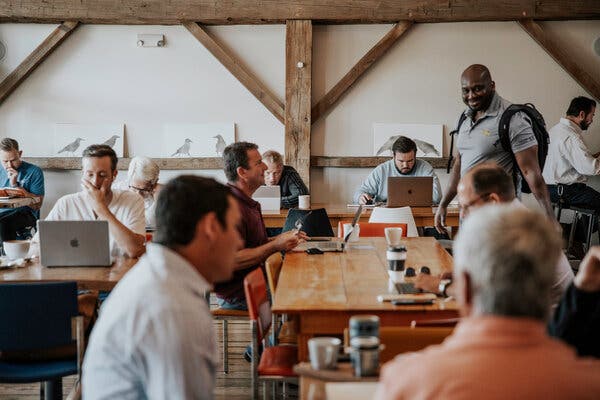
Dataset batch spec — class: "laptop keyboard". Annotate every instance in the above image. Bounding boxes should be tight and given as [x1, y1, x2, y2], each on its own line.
[395, 282, 421, 294]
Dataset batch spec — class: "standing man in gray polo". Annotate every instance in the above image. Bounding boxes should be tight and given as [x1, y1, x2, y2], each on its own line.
[434, 64, 553, 233]
[353, 136, 441, 205]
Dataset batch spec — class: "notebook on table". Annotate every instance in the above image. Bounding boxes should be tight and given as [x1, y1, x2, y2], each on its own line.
[387, 176, 433, 207]
[38, 220, 112, 267]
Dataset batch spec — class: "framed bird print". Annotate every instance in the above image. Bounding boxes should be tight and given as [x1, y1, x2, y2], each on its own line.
[162, 123, 236, 158]
[53, 123, 124, 157]
[373, 123, 443, 158]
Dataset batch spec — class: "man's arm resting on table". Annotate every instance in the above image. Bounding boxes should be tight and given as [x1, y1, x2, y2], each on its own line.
[514, 146, 553, 218]
[96, 206, 145, 258]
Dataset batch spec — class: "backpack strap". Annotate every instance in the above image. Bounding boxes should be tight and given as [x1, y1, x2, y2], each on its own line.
[498, 103, 549, 194]
[447, 112, 467, 173]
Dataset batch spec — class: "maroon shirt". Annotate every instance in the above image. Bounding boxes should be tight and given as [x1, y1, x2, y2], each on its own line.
[214, 184, 269, 303]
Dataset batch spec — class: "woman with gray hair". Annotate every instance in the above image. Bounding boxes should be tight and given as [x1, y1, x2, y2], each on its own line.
[114, 156, 161, 228]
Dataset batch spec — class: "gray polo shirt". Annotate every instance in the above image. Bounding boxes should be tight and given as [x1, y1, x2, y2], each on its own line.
[456, 92, 537, 176]
[353, 159, 442, 204]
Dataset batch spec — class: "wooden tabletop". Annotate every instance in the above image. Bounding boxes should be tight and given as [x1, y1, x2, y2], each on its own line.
[262, 203, 460, 229]
[0, 257, 138, 291]
[273, 237, 455, 313]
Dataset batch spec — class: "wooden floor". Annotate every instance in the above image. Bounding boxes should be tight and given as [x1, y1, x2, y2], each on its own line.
[0, 296, 297, 399]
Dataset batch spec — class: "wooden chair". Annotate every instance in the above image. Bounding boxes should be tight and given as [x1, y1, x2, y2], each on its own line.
[244, 268, 297, 400]
[379, 326, 454, 363]
[337, 221, 408, 238]
[265, 252, 297, 345]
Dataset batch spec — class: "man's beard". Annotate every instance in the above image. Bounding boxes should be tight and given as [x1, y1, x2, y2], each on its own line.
[580, 118, 590, 131]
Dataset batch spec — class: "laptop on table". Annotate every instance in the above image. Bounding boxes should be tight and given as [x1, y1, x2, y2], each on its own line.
[293, 206, 363, 252]
[38, 220, 111, 267]
[252, 185, 281, 211]
[387, 176, 433, 207]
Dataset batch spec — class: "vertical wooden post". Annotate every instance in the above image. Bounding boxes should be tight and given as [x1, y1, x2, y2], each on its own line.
[285, 20, 312, 188]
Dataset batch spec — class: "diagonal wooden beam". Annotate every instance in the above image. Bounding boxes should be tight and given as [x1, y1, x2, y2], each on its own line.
[184, 22, 285, 124]
[0, 21, 79, 106]
[285, 20, 312, 187]
[311, 21, 413, 123]
[518, 19, 600, 100]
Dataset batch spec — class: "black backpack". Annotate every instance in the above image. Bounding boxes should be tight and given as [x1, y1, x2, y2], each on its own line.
[447, 103, 549, 194]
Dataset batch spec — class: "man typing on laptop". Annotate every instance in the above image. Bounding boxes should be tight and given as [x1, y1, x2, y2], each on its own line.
[33, 144, 145, 258]
[353, 136, 441, 205]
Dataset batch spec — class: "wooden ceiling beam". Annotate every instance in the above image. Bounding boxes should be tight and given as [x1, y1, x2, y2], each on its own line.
[312, 21, 413, 123]
[519, 19, 600, 100]
[0, 21, 79, 107]
[2, 1, 599, 25]
[184, 22, 285, 123]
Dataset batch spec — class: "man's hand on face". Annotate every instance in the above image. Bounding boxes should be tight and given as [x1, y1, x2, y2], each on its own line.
[81, 178, 110, 216]
[6, 168, 18, 187]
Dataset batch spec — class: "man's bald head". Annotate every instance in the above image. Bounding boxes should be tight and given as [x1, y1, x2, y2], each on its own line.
[461, 64, 496, 112]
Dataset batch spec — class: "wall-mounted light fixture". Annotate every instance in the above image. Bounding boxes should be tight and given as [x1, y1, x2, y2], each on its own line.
[137, 34, 165, 48]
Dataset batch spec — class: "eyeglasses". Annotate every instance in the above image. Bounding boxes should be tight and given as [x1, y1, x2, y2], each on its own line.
[129, 185, 154, 195]
[459, 193, 491, 214]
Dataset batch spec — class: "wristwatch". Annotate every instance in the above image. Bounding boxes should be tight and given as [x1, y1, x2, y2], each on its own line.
[438, 279, 453, 297]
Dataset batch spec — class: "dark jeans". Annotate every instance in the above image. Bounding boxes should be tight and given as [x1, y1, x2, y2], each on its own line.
[548, 183, 600, 241]
[0, 208, 37, 243]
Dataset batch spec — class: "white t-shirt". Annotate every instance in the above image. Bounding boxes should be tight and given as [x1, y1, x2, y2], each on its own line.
[113, 180, 157, 228]
[43, 189, 146, 256]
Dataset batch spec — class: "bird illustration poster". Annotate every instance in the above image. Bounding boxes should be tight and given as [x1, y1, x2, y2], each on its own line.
[162, 123, 235, 158]
[53, 123, 124, 157]
[373, 123, 443, 158]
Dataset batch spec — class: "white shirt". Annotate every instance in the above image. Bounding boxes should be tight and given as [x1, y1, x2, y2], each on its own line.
[542, 118, 600, 185]
[83, 243, 218, 400]
[42, 189, 145, 256]
[113, 180, 157, 228]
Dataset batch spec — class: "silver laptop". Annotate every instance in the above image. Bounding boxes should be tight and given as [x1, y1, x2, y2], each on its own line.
[38, 220, 111, 267]
[252, 185, 281, 211]
[294, 206, 363, 252]
[387, 176, 433, 207]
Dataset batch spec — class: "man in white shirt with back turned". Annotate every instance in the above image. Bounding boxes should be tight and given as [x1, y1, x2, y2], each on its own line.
[83, 176, 243, 399]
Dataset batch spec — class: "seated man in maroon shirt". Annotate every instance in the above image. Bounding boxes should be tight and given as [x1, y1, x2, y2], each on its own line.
[215, 141, 306, 310]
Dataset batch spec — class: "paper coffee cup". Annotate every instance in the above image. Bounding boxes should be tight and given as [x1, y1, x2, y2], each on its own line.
[384, 227, 403, 247]
[299, 195, 311, 210]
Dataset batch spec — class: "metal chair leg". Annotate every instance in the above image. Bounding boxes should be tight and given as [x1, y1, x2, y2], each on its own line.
[222, 319, 229, 374]
[568, 212, 579, 251]
[44, 379, 62, 400]
[251, 320, 259, 400]
[586, 215, 595, 252]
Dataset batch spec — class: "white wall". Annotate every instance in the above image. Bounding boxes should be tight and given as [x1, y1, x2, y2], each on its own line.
[0, 21, 599, 217]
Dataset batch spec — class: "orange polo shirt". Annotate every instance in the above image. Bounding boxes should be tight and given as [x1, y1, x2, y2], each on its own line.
[376, 316, 600, 400]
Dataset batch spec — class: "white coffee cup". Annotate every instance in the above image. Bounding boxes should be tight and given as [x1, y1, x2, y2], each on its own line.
[3, 240, 31, 260]
[343, 223, 360, 242]
[384, 227, 403, 247]
[308, 337, 341, 370]
[298, 195, 311, 210]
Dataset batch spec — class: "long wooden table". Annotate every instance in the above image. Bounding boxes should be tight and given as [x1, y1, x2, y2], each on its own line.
[262, 203, 460, 229]
[0, 197, 39, 209]
[272, 237, 457, 361]
[0, 257, 138, 290]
